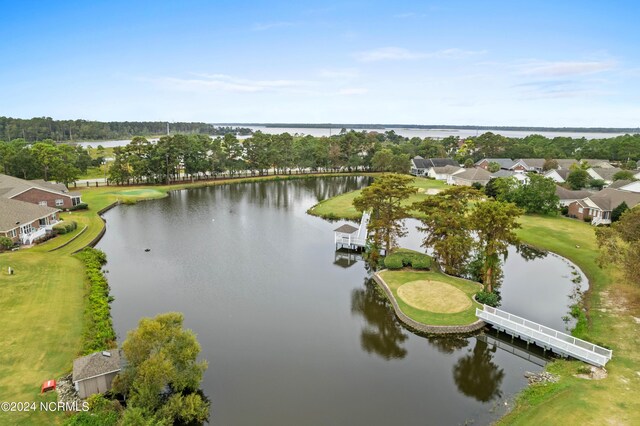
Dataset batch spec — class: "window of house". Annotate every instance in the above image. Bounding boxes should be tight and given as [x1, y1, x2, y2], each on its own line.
[9, 229, 17, 238]
[578, 207, 583, 214]
[39, 201, 47, 206]
[55, 199, 64, 206]
[20, 224, 33, 235]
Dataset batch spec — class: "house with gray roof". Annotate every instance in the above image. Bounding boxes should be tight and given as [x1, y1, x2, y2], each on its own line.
[410, 156, 459, 176]
[568, 188, 640, 225]
[475, 158, 515, 171]
[0, 198, 60, 245]
[586, 167, 623, 185]
[544, 168, 571, 183]
[449, 168, 493, 186]
[0, 174, 82, 209]
[555, 186, 592, 207]
[427, 165, 464, 180]
[73, 350, 125, 399]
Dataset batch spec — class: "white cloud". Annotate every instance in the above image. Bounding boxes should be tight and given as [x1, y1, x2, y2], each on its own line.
[355, 47, 486, 62]
[152, 74, 314, 93]
[520, 60, 616, 77]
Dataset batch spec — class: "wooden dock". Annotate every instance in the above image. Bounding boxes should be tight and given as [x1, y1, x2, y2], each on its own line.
[476, 305, 612, 367]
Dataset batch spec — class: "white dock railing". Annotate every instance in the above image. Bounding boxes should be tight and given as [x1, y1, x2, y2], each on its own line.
[476, 305, 612, 367]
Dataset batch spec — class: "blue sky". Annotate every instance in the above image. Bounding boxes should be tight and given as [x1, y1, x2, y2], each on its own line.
[1, 0, 639, 126]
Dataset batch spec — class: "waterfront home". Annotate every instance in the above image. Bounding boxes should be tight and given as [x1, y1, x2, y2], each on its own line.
[567, 188, 640, 225]
[427, 165, 464, 181]
[0, 174, 82, 209]
[585, 167, 623, 185]
[410, 156, 459, 176]
[0, 197, 60, 245]
[448, 167, 493, 186]
[73, 350, 125, 399]
[555, 186, 592, 207]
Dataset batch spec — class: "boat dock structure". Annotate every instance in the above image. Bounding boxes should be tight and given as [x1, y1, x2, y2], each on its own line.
[476, 305, 612, 367]
[334, 211, 370, 250]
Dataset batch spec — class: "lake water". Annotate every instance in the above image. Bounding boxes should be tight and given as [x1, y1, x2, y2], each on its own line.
[97, 177, 585, 425]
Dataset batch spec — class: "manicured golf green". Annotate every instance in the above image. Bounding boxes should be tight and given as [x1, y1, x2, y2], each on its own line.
[378, 270, 482, 326]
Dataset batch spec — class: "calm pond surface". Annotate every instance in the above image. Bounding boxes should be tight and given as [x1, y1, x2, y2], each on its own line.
[97, 177, 585, 425]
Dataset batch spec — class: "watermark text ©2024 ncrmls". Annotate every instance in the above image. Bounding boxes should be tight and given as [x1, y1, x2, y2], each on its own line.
[1, 401, 89, 412]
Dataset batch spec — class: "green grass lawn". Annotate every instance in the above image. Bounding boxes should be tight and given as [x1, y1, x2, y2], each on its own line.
[308, 176, 447, 220]
[0, 251, 85, 425]
[378, 269, 482, 326]
[497, 215, 640, 425]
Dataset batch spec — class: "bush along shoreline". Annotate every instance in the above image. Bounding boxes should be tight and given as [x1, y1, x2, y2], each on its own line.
[76, 247, 116, 354]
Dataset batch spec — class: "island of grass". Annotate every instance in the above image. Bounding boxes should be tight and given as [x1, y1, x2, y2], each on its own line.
[373, 249, 484, 333]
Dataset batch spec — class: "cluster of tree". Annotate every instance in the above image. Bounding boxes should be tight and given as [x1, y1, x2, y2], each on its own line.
[486, 174, 560, 214]
[596, 207, 640, 285]
[353, 175, 523, 295]
[67, 313, 210, 425]
[412, 186, 523, 293]
[107, 131, 392, 184]
[0, 116, 251, 142]
[458, 132, 640, 163]
[0, 139, 91, 184]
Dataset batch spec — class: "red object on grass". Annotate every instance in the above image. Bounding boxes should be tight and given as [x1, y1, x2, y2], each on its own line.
[41, 380, 56, 393]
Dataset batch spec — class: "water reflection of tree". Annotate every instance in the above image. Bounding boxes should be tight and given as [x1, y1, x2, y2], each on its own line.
[427, 335, 469, 354]
[351, 279, 408, 360]
[516, 243, 548, 262]
[452, 338, 505, 402]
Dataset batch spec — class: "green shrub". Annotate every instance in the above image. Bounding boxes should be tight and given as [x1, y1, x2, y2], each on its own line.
[0, 236, 13, 250]
[384, 255, 404, 269]
[65, 221, 77, 233]
[560, 206, 569, 216]
[383, 249, 432, 270]
[53, 223, 68, 234]
[69, 202, 89, 211]
[411, 256, 431, 270]
[476, 290, 501, 307]
[583, 215, 592, 223]
[77, 248, 116, 354]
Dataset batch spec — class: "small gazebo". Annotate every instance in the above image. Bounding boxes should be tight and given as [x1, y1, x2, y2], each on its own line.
[334, 224, 360, 250]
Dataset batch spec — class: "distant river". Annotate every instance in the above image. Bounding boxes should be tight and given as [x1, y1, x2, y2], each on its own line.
[97, 177, 585, 425]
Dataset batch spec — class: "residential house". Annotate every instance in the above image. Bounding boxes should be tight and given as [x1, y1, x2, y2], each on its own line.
[544, 168, 571, 183]
[0, 198, 60, 245]
[490, 169, 530, 183]
[555, 186, 592, 207]
[618, 180, 640, 193]
[449, 168, 493, 186]
[554, 159, 613, 170]
[586, 167, 623, 185]
[427, 165, 464, 181]
[475, 158, 515, 171]
[73, 350, 125, 399]
[516, 158, 546, 173]
[410, 157, 459, 176]
[0, 174, 82, 209]
[568, 188, 640, 225]
[608, 180, 634, 190]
